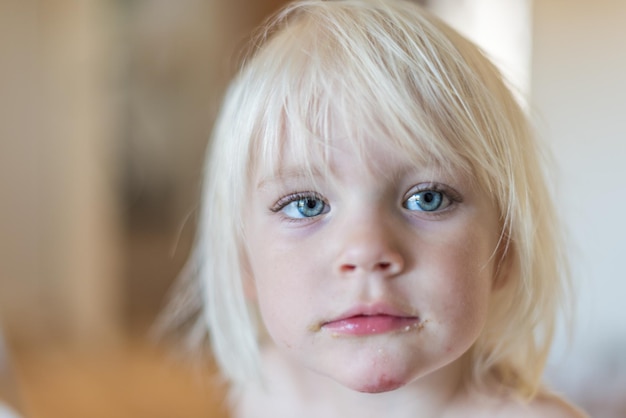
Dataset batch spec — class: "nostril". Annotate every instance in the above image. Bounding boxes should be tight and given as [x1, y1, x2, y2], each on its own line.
[340, 264, 357, 273]
[378, 262, 391, 270]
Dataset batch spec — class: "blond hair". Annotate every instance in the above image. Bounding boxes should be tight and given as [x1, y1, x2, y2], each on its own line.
[182, 0, 570, 400]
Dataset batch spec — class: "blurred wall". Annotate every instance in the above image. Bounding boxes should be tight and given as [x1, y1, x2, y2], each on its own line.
[0, 0, 293, 347]
[532, 0, 626, 413]
[0, 0, 121, 346]
[428, 0, 531, 100]
[119, 0, 290, 332]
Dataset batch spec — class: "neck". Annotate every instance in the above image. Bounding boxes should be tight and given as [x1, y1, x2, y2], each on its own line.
[235, 345, 472, 418]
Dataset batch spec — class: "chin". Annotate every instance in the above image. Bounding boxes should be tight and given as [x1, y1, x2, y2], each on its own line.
[353, 376, 406, 393]
[332, 365, 412, 394]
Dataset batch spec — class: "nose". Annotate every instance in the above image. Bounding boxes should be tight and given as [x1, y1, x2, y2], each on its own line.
[334, 216, 405, 277]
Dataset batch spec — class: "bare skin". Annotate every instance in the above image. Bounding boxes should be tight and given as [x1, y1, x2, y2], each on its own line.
[235, 345, 588, 418]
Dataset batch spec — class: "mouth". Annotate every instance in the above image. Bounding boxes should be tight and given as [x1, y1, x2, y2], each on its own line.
[320, 304, 422, 336]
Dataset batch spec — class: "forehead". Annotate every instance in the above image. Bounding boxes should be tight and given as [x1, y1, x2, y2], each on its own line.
[252, 119, 464, 191]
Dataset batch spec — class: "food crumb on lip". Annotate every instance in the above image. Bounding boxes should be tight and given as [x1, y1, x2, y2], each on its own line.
[308, 323, 322, 332]
[322, 315, 428, 338]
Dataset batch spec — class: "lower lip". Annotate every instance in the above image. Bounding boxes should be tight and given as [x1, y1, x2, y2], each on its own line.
[322, 315, 421, 336]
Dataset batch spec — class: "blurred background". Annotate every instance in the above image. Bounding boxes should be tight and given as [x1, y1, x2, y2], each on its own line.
[0, 0, 624, 417]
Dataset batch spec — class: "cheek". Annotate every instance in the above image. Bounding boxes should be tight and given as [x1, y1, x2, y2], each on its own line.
[251, 269, 294, 345]
[246, 241, 316, 344]
[247, 224, 326, 296]
[422, 226, 496, 329]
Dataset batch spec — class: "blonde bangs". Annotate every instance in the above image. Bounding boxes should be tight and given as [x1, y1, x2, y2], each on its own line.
[238, 1, 495, 185]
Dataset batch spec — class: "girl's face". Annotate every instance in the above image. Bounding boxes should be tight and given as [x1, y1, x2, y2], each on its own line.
[244, 132, 502, 393]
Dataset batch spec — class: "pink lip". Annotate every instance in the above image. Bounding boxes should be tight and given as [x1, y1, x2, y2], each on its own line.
[321, 304, 420, 336]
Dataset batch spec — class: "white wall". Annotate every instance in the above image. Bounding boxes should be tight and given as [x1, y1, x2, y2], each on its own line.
[428, 0, 531, 99]
[532, 0, 626, 412]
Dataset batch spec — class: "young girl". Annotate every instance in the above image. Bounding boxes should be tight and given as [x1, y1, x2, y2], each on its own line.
[178, 0, 586, 416]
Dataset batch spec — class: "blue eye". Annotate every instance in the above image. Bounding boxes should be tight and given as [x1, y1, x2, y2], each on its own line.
[404, 190, 446, 212]
[280, 195, 329, 219]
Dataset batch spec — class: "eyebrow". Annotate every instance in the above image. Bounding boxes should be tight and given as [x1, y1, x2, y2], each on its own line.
[255, 167, 325, 190]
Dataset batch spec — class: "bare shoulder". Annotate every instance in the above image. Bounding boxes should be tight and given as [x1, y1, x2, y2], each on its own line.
[453, 388, 588, 418]
[495, 392, 589, 418]
[520, 392, 589, 418]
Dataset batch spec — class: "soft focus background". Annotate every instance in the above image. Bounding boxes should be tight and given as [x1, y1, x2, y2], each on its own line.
[0, 0, 624, 417]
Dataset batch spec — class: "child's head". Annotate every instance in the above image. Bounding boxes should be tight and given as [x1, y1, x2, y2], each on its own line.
[194, 0, 568, 400]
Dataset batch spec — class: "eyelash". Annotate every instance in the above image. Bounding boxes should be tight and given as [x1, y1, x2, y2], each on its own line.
[403, 183, 462, 214]
[269, 184, 462, 220]
[270, 192, 328, 213]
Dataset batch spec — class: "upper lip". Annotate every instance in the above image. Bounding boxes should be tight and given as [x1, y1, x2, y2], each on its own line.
[324, 302, 418, 324]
